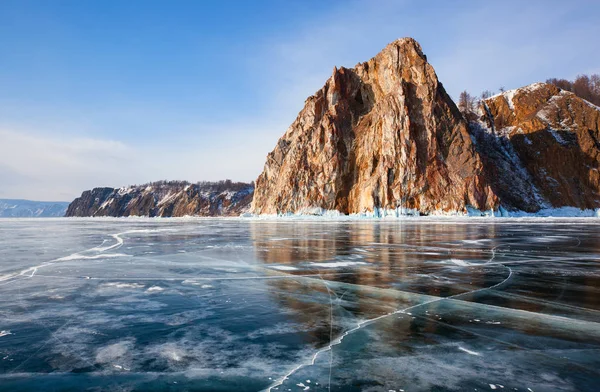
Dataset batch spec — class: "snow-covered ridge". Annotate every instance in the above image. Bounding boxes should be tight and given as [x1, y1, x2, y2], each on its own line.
[66, 181, 254, 217]
[488, 82, 548, 102]
[488, 82, 549, 110]
[489, 82, 600, 116]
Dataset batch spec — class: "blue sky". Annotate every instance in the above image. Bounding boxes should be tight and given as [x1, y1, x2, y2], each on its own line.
[1, 0, 599, 200]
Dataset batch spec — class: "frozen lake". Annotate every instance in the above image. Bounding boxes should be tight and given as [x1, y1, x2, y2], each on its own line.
[1, 218, 599, 391]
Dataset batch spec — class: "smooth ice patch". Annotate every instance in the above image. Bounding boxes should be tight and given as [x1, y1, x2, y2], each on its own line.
[102, 282, 145, 289]
[156, 343, 186, 362]
[95, 340, 134, 364]
[310, 261, 368, 268]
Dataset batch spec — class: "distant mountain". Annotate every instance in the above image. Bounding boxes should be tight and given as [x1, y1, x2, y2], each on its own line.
[66, 180, 254, 217]
[0, 199, 69, 217]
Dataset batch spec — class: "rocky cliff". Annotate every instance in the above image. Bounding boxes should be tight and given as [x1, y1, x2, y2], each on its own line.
[252, 38, 600, 215]
[472, 83, 600, 212]
[66, 181, 253, 217]
[252, 38, 498, 215]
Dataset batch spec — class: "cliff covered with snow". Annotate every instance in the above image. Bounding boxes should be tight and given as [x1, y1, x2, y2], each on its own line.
[65, 181, 253, 217]
[472, 83, 600, 212]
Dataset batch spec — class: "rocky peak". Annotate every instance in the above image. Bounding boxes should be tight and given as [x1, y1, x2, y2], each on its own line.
[252, 37, 498, 216]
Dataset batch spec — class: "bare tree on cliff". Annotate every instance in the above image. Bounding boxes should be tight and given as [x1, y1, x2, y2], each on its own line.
[458, 90, 477, 121]
[480, 90, 493, 100]
[592, 74, 600, 93]
[546, 73, 600, 106]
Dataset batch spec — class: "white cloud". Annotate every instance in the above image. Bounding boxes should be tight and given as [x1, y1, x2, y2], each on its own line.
[0, 129, 140, 200]
[0, 126, 273, 201]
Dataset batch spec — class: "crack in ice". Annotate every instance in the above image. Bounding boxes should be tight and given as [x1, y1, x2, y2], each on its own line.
[265, 252, 515, 392]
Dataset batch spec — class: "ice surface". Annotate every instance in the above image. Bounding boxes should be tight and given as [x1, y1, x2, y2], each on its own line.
[0, 218, 600, 391]
[245, 205, 600, 218]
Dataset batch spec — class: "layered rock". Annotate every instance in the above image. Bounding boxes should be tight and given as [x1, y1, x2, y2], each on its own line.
[252, 38, 498, 215]
[472, 83, 600, 211]
[66, 181, 253, 217]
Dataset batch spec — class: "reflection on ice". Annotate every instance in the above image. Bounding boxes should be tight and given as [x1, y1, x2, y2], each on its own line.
[0, 218, 599, 391]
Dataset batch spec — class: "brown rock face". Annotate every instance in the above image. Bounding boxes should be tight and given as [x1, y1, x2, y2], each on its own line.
[66, 181, 254, 217]
[252, 38, 498, 215]
[474, 83, 600, 211]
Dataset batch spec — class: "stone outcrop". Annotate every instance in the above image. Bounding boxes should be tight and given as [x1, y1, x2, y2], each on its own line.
[65, 181, 253, 217]
[473, 83, 600, 211]
[252, 38, 498, 215]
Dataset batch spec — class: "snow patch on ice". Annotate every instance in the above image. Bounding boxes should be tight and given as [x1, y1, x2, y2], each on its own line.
[447, 259, 471, 267]
[461, 239, 491, 244]
[270, 265, 299, 271]
[55, 253, 128, 261]
[458, 346, 481, 356]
